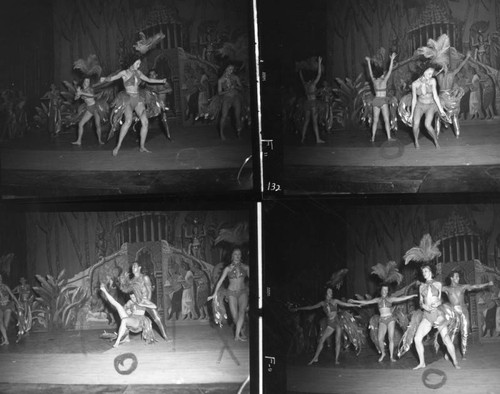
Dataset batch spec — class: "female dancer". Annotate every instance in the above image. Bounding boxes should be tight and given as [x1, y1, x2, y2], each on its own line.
[209, 248, 249, 341]
[100, 283, 156, 347]
[101, 55, 167, 156]
[298, 56, 325, 144]
[292, 288, 360, 365]
[365, 52, 396, 142]
[72, 78, 104, 145]
[349, 285, 417, 362]
[218, 64, 243, 140]
[409, 66, 446, 149]
[0, 274, 19, 345]
[413, 264, 460, 369]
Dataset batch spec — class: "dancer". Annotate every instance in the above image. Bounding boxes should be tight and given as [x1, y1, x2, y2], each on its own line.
[218, 64, 243, 140]
[209, 248, 249, 341]
[0, 274, 19, 345]
[413, 264, 460, 369]
[349, 261, 417, 362]
[180, 262, 198, 320]
[365, 52, 396, 142]
[101, 55, 167, 155]
[71, 78, 104, 145]
[442, 271, 493, 359]
[100, 283, 156, 347]
[298, 56, 325, 144]
[292, 288, 360, 365]
[409, 66, 447, 149]
[193, 262, 210, 320]
[126, 262, 170, 340]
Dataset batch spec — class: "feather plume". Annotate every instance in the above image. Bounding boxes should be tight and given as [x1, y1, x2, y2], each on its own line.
[326, 268, 348, 289]
[403, 234, 441, 265]
[371, 261, 403, 285]
[133, 32, 165, 54]
[73, 54, 102, 77]
[416, 34, 450, 68]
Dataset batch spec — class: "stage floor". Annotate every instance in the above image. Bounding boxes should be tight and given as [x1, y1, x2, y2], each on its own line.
[0, 322, 250, 393]
[286, 340, 500, 394]
[0, 121, 254, 198]
[281, 119, 500, 194]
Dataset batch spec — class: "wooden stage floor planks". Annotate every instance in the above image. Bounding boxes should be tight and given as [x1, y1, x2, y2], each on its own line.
[287, 341, 500, 394]
[0, 323, 249, 387]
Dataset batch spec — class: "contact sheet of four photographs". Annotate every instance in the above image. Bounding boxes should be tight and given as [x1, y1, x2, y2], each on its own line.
[1, 0, 500, 393]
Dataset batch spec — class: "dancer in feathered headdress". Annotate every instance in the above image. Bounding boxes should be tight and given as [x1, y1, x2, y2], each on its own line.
[348, 261, 417, 362]
[100, 41, 169, 155]
[70, 54, 109, 145]
[416, 34, 471, 138]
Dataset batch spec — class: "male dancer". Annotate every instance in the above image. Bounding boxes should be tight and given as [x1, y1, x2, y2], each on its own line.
[442, 271, 493, 359]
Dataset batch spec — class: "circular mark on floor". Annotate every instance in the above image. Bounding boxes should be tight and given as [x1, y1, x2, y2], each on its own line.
[380, 139, 405, 159]
[176, 148, 200, 167]
[114, 352, 138, 375]
[485, 166, 500, 179]
[422, 368, 447, 389]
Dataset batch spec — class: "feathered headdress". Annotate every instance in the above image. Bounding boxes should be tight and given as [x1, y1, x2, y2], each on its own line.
[73, 54, 102, 78]
[133, 31, 165, 55]
[403, 234, 441, 265]
[416, 34, 450, 68]
[326, 268, 348, 290]
[371, 260, 403, 286]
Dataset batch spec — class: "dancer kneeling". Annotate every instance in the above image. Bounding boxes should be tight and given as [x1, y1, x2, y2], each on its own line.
[292, 288, 360, 365]
[100, 283, 157, 348]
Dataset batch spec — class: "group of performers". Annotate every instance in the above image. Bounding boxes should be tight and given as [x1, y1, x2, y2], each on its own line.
[0, 248, 249, 348]
[297, 34, 487, 148]
[291, 259, 494, 369]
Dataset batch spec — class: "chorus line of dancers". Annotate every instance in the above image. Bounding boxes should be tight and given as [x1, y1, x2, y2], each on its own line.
[291, 259, 493, 369]
[298, 34, 486, 148]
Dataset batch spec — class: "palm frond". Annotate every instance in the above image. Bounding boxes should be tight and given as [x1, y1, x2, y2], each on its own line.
[403, 234, 441, 265]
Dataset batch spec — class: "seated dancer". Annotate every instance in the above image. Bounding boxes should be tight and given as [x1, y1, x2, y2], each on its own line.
[349, 261, 417, 362]
[413, 264, 460, 369]
[126, 262, 170, 341]
[100, 54, 167, 156]
[72, 78, 104, 145]
[218, 64, 244, 140]
[209, 248, 249, 341]
[292, 288, 360, 365]
[100, 284, 156, 347]
[442, 271, 493, 360]
[0, 274, 19, 346]
[409, 66, 447, 149]
[298, 56, 325, 144]
[365, 52, 397, 142]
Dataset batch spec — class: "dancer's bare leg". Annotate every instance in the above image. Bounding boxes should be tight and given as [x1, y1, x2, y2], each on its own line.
[387, 320, 396, 361]
[381, 105, 394, 141]
[424, 109, 440, 149]
[137, 105, 151, 153]
[94, 113, 104, 144]
[440, 326, 460, 369]
[0, 310, 8, 345]
[413, 319, 432, 369]
[220, 98, 231, 141]
[113, 107, 133, 156]
[412, 107, 424, 149]
[72, 111, 92, 145]
[236, 291, 248, 340]
[308, 326, 333, 365]
[311, 108, 325, 144]
[228, 295, 239, 340]
[378, 322, 388, 362]
[371, 107, 380, 142]
[301, 111, 311, 144]
[334, 327, 342, 364]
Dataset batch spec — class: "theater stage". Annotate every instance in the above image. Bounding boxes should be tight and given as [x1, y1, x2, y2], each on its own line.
[0, 121, 254, 198]
[286, 339, 500, 394]
[0, 321, 250, 393]
[281, 119, 500, 194]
